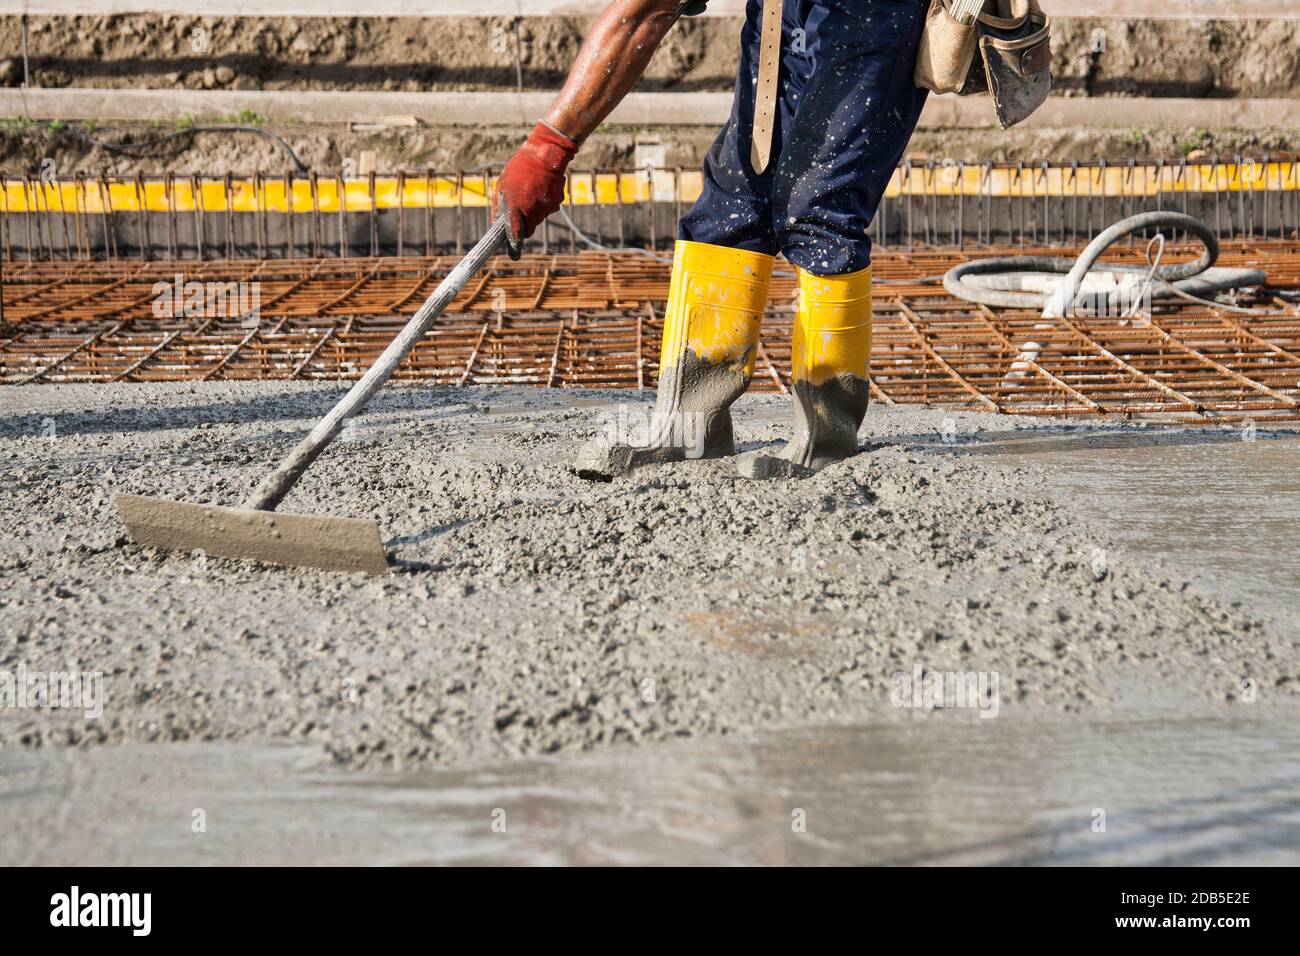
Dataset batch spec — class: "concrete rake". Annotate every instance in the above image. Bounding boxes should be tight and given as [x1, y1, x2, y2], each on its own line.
[116, 215, 509, 575]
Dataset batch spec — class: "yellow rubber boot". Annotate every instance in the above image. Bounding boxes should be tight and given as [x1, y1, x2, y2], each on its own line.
[576, 240, 774, 479]
[740, 264, 872, 479]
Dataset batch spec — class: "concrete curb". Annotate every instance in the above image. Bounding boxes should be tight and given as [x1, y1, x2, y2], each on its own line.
[3, 89, 1299, 130]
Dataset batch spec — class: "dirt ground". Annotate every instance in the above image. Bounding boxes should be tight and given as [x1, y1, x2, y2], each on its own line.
[2, 13, 1296, 175]
[1, 383, 1295, 770]
[2, 14, 1299, 98]
[2, 120, 1294, 178]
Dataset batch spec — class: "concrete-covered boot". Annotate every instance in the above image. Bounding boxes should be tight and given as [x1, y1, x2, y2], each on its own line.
[575, 239, 774, 479]
[739, 264, 872, 479]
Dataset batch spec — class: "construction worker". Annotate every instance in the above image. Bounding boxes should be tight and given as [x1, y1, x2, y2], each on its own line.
[494, 0, 930, 477]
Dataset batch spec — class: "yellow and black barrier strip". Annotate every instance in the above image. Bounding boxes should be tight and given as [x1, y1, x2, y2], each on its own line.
[2, 161, 1298, 214]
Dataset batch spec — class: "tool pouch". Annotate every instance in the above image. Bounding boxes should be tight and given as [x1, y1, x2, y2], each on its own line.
[914, 0, 1052, 129]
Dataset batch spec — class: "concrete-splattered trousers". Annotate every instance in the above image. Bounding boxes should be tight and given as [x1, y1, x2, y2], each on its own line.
[680, 0, 931, 276]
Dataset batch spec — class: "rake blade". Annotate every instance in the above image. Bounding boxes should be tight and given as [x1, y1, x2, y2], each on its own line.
[116, 494, 390, 576]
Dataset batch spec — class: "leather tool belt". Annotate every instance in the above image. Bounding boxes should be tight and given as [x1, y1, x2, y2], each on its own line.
[914, 0, 1053, 129]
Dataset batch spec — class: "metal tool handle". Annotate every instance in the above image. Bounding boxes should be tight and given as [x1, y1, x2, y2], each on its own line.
[243, 214, 510, 512]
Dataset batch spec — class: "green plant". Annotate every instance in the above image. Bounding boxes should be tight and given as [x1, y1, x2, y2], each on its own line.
[1123, 127, 1145, 149]
[222, 109, 267, 126]
[1178, 128, 1211, 156]
[176, 114, 196, 131]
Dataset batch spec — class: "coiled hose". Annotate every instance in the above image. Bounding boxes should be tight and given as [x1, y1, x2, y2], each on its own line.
[942, 212, 1266, 318]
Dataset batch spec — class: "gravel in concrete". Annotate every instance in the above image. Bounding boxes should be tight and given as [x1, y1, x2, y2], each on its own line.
[1, 382, 1295, 769]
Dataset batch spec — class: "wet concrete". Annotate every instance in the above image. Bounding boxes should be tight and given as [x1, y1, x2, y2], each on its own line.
[1, 384, 1297, 774]
[2, 717, 1295, 865]
[2, 383, 1298, 863]
[996, 428, 1300, 643]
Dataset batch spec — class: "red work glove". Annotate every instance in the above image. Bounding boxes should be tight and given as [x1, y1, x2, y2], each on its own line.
[494, 121, 580, 254]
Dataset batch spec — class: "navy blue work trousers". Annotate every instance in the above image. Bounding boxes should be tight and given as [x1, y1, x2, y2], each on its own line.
[679, 0, 930, 276]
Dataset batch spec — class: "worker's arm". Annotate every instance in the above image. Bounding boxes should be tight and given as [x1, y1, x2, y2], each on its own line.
[542, 0, 684, 145]
[494, 0, 685, 245]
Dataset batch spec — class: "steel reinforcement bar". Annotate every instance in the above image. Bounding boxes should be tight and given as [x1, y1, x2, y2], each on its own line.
[4, 243, 1299, 423]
